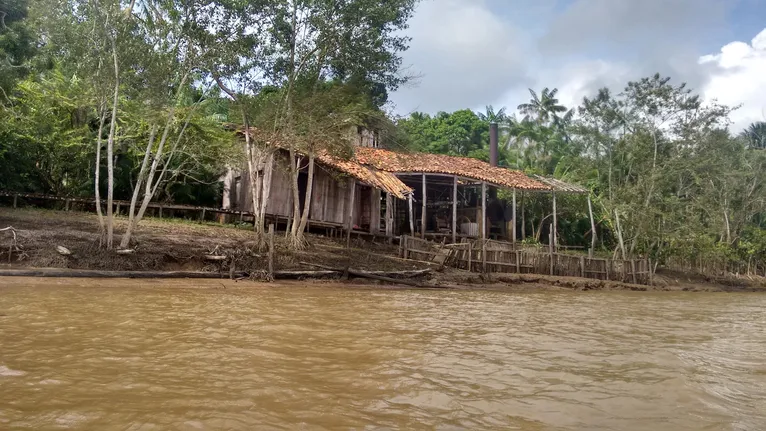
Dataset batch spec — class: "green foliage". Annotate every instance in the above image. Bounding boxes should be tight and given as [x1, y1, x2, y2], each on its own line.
[399, 75, 765, 272]
[0, 0, 38, 92]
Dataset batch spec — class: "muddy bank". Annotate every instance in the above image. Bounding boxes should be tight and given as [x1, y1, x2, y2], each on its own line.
[0, 208, 430, 274]
[2, 208, 764, 292]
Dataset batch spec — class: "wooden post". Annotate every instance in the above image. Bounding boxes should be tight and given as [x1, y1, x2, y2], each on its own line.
[267, 224, 275, 277]
[467, 241, 472, 272]
[421, 173, 427, 239]
[116, 202, 121, 215]
[580, 256, 586, 278]
[238, 211, 243, 223]
[402, 235, 408, 260]
[515, 250, 521, 273]
[587, 195, 596, 258]
[159, 206, 164, 218]
[452, 175, 457, 244]
[408, 194, 414, 237]
[605, 259, 610, 281]
[520, 191, 525, 241]
[648, 259, 653, 286]
[201, 208, 206, 221]
[370, 189, 380, 235]
[549, 226, 554, 275]
[511, 189, 517, 245]
[481, 182, 487, 273]
[385, 192, 393, 240]
[552, 191, 558, 251]
[346, 180, 356, 248]
[631, 260, 637, 284]
[65, 199, 70, 211]
[13, 194, 18, 208]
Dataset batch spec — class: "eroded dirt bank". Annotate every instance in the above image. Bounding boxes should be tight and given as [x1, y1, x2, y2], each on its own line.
[2, 208, 764, 292]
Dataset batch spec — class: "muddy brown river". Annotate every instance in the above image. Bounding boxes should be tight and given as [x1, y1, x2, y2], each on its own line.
[1, 278, 765, 430]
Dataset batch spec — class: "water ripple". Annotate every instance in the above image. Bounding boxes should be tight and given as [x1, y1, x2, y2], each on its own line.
[1, 282, 766, 430]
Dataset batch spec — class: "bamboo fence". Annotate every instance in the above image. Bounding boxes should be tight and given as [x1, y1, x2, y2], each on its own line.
[401, 235, 653, 285]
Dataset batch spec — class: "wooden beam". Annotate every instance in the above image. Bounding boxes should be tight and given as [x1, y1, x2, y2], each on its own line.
[481, 181, 487, 273]
[452, 175, 457, 244]
[385, 192, 393, 238]
[481, 182, 487, 241]
[346, 180, 356, 248]
[408, 194, 414, 237]
[268, 224, 275, 277]
[587, 195, 596, 258]
[511, 188, 517, 245]
[520, 191, 525, 241]
[552, 191, 558, 251]
[421, 173, 427, 239]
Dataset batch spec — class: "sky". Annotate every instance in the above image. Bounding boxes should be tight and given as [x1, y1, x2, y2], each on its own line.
[389, 0, 766, 131]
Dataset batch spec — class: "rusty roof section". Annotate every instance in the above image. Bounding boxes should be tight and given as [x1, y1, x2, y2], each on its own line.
[530, 175, 589, 194]
[351, 148, 551, 191]
[316, 152, 413, 199]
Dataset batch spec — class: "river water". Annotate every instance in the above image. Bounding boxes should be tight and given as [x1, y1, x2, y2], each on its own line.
[1, 279, 765, 430]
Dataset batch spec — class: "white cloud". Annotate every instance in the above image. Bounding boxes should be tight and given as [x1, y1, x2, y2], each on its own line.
[390, 0, 530, 115]
[699, 28, 766, 131]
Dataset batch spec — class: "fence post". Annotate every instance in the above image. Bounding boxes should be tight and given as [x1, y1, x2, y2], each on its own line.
[580, 256, 585, 278]
[631, 260, 637, 284]
[13, 194, 18, 208]
[467, 241, 472, 272]
[201, 208, 206, 221]
[515, 250, 521, 273]
[268, 224, 275, 278]
[549, 232, 554, 275]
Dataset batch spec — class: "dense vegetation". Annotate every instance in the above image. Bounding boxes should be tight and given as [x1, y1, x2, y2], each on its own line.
[398, 82, 766, 273]
[1, 0, 763, 271]
[1, 0, 415, 249]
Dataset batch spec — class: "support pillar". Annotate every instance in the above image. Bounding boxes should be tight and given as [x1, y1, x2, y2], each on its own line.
[587, 195, 596, 258]
[481, 181, 487, 272]
[385, 192, 393, 239]
[346, 180, 356, 247]
[520, 191, 525, 241]
[421, 173, 426, 239]
[552, 191, 558, 251]
[408, 194, 414, 237]
[452, 176, 457, 244]
[511, 189, 517, 245]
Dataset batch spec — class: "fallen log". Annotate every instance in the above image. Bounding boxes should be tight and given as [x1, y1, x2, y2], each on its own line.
[0, 267, 340, 280]
[297, 262, 431, 279]
[300, 262, 444, 288]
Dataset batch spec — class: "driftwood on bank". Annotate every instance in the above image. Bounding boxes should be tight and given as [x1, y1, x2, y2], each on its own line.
[0, 268, 338, 280]
[300, 262, 442, 288]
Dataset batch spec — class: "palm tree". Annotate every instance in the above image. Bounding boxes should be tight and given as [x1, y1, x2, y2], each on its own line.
[741, 121, 766, 149]
[477, 105, 507, 123]
[517, 88, 567, 125]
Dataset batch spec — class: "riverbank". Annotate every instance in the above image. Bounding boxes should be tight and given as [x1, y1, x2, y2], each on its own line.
[2, 208, 764, 292]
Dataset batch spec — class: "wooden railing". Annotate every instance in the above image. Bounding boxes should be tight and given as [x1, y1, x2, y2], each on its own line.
[400, 235, 653, 285]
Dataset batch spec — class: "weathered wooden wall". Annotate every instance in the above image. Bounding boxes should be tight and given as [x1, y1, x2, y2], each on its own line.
[233, 154, 378, 228]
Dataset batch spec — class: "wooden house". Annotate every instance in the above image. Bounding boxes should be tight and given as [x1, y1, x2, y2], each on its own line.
[222, 128, 554, 242]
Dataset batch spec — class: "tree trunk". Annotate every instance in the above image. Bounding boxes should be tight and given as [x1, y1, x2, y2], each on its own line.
[259, 152, 274, 231]
[296, 154, 315, 241]
[94, 107, 107, 242]
[119, 74, 190, 249]
[288, 151, 301, 238]
[106, 35, 120, 250]
[614, 210, 626, 260]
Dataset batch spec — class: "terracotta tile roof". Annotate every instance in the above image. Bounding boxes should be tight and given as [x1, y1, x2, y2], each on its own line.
[316, 153, 413, 199]
[350, 147, 551, 191]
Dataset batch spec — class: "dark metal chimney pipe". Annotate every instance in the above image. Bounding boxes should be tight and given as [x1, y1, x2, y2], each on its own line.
[489, 122, 498, 167]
